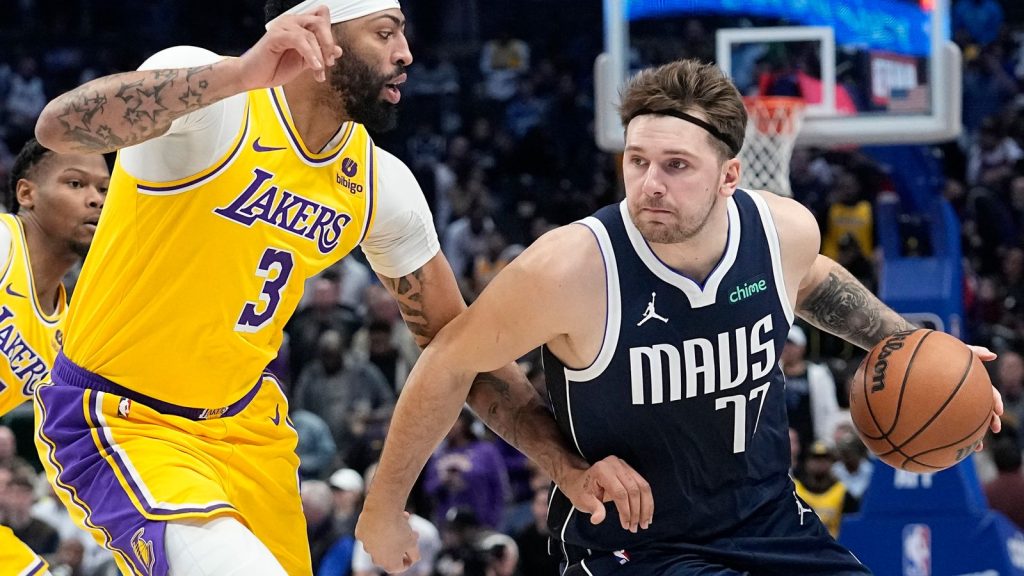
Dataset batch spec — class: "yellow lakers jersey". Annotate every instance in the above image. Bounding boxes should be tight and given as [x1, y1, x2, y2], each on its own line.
[63, 86, 376, 408]
[795, 479, 848, 538]
[0, 214, 66, 416]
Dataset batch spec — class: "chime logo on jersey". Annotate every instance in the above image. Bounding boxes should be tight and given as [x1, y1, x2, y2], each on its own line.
[214, 168, 353, 254]
[0, 305, 48, 394]
[628, 314, 776, 405]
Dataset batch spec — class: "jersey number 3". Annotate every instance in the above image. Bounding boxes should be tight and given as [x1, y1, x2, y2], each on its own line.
[236, 248, 294, 332]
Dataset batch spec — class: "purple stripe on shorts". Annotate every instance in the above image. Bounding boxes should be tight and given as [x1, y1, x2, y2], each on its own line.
[37, 385, 168, 576]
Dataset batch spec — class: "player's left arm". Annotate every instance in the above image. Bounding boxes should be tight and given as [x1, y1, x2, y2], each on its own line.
[363, 150, 593, 483]
[757, 189, 912, 349]
[759, 190, 1001, 431]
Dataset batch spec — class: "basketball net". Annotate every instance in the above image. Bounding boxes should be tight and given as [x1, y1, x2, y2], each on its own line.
[738, 96, 805, 197]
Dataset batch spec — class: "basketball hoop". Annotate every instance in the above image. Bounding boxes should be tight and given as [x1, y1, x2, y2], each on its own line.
[739, 96, 806, 197]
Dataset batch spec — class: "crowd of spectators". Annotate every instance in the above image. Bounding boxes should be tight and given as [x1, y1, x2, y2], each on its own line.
[2, 1, 1024, 574]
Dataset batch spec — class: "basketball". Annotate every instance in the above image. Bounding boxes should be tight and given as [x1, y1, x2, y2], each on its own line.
[849, 329, 993, 473]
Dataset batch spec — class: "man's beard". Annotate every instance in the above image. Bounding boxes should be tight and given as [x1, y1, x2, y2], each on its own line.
[330, 49, 401, 132]
[70, 240, 90, 259]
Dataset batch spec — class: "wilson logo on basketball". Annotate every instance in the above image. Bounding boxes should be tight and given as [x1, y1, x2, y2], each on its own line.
[871, 331, 912, 392]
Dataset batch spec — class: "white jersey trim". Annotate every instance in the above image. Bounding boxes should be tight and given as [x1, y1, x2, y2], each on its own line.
[361, 148, 440, 279]
[618, 199, 740, 309]
[747, 191, 795, 325]
[564, 218, 621, 383]
[119, 46, 247, 188]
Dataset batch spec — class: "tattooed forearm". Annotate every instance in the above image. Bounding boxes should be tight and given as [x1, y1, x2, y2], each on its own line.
[467, 366, 587, 482]
[799, 267, 913, 350]
[39, 63, 226, 154]
[382, 268, 433, 347]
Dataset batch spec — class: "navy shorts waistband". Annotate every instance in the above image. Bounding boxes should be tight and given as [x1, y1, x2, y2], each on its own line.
[51, 352, 263, 421]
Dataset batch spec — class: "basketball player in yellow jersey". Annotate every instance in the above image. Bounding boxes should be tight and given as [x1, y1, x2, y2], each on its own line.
[0, 138, 107, 576]
[33, 1, 652, 575]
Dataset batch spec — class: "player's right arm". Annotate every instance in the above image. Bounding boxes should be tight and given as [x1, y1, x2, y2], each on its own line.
[34, 6, 342, 155]
[357, 224, 654, 573]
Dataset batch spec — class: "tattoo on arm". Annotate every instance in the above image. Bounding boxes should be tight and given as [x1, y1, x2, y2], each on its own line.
[52, 64, 221, 153]
[382, 268, 432, 347]
[799, 268, 913, 350]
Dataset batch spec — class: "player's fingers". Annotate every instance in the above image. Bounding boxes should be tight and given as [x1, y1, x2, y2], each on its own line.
[991, 412, 1002, 434]
[302, 7, 339, 67]
[300, 30, 326, 81]
[580, 492, 606, 525]
[595, 469, 635, 532]
[610, 458, 644, 532]
[968, 345, 997, 361]
[404, 545, 420, 568]
[635, 472, 654, 529]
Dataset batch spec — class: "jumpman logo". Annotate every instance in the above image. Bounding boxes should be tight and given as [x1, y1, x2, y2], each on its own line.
[794, 492, 814, 526]
[637, 292, 669, 326]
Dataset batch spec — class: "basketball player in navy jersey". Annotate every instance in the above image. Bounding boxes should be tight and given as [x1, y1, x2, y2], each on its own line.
[357, 58, 1004, 574]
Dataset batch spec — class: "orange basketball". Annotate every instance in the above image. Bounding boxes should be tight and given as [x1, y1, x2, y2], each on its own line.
[849, 329, 993, 473]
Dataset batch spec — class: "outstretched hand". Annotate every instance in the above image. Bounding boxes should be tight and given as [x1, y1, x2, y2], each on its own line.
[968, 345, 1004, 444]
[239, 5, 343, 88]
[558, 455, 653, 533]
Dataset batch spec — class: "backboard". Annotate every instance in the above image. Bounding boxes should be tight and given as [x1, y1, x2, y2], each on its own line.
[596, 0, 961, 151]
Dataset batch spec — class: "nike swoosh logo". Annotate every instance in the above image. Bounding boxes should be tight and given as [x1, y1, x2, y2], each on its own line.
[270, 404, 281, 426]
[253, 138, 286, 153]
[5, 284, 26, 298]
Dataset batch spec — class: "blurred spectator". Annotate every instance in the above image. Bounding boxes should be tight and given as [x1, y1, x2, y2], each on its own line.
[434, 506, 489, 576]
[831, 429, 874, 501]
[348, 285, 420, 395]
[292, 408, 339, 480]
[286, 273, 362, 382]
[795, 442, 859, 538]
[425, 410, 509, 531]
[954, 0, 1005, 48]
[0, 424, 17, 467]
[967, 118, 1023, 188]
[50, 538, 87, 576]
[983, 434, 1024, 529]
[962, 48, 1018, 135]
[302, 480, 354, 576]
[5, 55, 47, 147]
[443, 198, 496, 284]
[513, 486, 561, 576]
[2, 467, 59, 556]
[480, 32, 531, 103]
[503, 79, 548, 139]
[327, 467, 364, 534]
[479, 532, 518, 576]
[783, 325, 842, 457]
[293, 330, 394, 466]
[821, 167, 874, 261]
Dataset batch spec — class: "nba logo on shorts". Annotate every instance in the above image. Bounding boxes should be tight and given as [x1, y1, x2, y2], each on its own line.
[902, 524, 931, 576]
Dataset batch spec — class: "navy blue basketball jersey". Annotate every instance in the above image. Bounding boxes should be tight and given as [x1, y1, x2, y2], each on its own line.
[545, 189, 795, 554]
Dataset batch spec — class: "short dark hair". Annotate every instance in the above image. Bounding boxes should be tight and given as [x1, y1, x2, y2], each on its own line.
[992, 436, 1023, 473]
[7, 138, 53, 214]
[618, 59, 747, 161]
[264, 0, 305, 23]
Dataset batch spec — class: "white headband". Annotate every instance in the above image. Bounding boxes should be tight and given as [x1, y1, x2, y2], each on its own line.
[267, 0, 401, 28]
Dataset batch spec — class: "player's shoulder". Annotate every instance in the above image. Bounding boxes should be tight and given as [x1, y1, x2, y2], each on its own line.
[746, 189, 818, 238]
[138, 45, 225, 71]
[513, 222, 604, 284]
[373, 146, 416, 183]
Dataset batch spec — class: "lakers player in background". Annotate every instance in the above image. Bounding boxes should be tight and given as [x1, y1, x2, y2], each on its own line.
[357, 59, 1004, 574]
[32, 1, 652, 574]
[0, 138, 107, 576]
